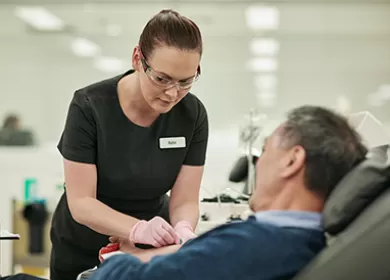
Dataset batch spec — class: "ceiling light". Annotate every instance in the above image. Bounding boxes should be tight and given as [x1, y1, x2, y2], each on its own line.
[245, 6, 279, 30]
[94, 56, 126, 73]
[246, 58, 278, 72]
[71, 37, 101, 57]
[254, 75, 277, 91]
[257, 91, 276, 99]
[249, 38, 280, 56]
[15, 6, 64, 31]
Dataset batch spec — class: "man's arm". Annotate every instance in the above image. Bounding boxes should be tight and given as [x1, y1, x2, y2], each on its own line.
[89, 223, 256, 280]
[122, 244, 181, 263]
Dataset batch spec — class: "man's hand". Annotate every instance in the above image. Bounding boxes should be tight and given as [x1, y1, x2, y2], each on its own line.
[109, 236, 141, 254]
[108, 236, 182, 263]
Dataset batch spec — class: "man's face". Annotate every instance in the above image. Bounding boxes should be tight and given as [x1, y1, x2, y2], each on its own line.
[249, 124, 306, 211]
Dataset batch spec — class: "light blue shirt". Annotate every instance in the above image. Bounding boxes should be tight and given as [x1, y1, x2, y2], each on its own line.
[254, 210, 323, 231]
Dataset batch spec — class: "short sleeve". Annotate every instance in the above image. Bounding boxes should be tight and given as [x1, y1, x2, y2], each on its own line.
[183, 99, 209, 166]
[57, 91, 97, 164]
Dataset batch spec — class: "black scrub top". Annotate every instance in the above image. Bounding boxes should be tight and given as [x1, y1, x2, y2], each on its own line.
[51, 70, 209, 253]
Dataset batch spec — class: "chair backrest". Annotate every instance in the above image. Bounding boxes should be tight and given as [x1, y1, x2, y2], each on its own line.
[293, 146, 390, 280]
[228, 155, 259, 183]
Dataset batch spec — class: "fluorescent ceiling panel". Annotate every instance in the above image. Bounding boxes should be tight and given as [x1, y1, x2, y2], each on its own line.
[71, 38, 101, 57]
[246, 58, 278, 72]
[15, 6, 64, 31]
[245, 6, 279, 30]
[249, 38, 280, 56]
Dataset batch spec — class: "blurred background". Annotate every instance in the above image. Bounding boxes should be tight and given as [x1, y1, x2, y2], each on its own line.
[0, 0, 390, 277]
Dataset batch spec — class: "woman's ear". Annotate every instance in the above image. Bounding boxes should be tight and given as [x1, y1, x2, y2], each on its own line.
[281, 146, 306, 178]
[132, 46, 141, 71]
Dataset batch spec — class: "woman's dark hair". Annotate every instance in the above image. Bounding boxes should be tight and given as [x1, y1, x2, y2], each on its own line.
[139, 9, 203, 59]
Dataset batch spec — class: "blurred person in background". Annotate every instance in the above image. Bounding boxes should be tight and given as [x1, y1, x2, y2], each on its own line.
[0, 113, 35, 146]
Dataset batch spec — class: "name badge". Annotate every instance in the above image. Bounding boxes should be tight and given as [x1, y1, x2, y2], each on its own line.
[159, 137, 186, 149]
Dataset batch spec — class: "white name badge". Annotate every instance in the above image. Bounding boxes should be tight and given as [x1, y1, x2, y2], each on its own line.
[159, 137, 186, 149]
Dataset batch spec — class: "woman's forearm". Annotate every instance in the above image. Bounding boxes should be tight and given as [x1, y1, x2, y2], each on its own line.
[71, 196, 139, 239]
[170, 202, 199, 229]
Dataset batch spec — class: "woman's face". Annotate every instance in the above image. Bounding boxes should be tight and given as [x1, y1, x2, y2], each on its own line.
[134, 46, 201, 114]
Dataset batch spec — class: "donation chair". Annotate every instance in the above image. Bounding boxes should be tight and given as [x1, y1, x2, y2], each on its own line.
[293, 146, 390, 280]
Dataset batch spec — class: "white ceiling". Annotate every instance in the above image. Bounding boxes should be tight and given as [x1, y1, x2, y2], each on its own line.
[1, 1, 390, 142]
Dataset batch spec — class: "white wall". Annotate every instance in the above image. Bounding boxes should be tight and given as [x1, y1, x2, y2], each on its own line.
[0, 146, 64, 275]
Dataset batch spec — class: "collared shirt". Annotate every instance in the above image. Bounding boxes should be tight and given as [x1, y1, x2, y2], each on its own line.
[253, 210, 323, 231]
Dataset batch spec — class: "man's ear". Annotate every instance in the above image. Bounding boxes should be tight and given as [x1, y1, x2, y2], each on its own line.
[281, 146, 306, 178]
[132, 46, 142, 71]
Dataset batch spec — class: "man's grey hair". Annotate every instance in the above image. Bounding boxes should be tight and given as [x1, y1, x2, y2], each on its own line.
[280, 105, 368, 198]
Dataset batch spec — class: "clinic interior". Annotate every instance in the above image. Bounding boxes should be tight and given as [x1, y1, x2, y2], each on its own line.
[0, 0, 390, 278]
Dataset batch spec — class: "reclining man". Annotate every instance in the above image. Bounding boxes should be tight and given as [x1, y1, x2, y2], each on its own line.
[89, 105, 368, 280]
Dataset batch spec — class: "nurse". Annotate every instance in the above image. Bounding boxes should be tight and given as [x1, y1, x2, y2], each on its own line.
[49, 9, 208, 280]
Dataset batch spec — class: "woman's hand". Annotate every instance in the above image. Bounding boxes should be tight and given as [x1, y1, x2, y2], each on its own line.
[129, 216, 182, 247]
[174, 220, 197, 243]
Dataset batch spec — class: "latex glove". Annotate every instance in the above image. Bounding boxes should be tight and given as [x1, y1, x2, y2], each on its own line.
[174, 220, 197, 243]
[129, 216, 181, 247]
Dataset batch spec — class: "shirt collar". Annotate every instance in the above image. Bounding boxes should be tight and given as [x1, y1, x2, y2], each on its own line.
[252, 210, 323, 231]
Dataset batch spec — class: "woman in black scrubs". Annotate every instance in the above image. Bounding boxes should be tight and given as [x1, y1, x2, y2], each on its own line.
[50, 9, 208, 280]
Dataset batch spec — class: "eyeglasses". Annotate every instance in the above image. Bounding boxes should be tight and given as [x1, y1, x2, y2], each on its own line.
[138, 46, 201, 90]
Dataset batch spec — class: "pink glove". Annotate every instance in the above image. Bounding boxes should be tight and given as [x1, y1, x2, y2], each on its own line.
[129, 216, 181, 248]
[174, 221, 197, 243]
